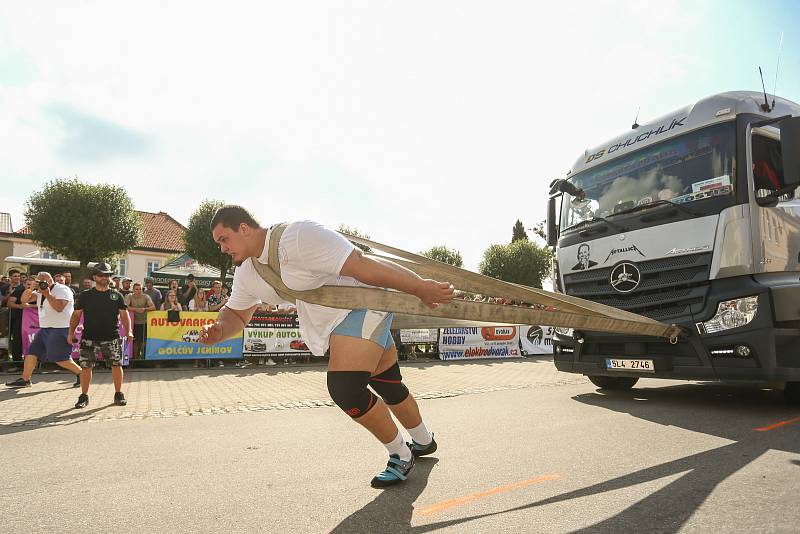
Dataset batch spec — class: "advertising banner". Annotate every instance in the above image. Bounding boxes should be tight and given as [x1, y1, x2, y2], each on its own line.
[438, 326, 521, 361]
[517, 326, 555, 356]
[145, 311, 243, 360]
[21, 308, 40, 355]
[243, 312, 312, 356]
[22, 308, 132, 365]
[399, 329, 438, 343]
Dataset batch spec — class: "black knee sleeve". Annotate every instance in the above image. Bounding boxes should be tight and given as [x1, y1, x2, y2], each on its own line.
[327, 371, 377, 419]
[369, 363, 410, 405]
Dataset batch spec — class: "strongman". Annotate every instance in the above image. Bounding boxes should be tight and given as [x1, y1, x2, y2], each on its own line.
[201, 206, 452, 487]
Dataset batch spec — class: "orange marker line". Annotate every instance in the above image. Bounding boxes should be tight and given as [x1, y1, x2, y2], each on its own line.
[416, 473, 561, 517]
[754, 416, 800, 432]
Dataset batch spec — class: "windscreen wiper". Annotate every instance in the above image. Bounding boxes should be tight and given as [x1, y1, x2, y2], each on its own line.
[567, 216, 627, 235]
[607, 199, 699, 219]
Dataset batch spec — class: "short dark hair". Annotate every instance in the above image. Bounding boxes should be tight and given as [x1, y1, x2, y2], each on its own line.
[210, 205, 261, 231]
[8, 268, 20, 276]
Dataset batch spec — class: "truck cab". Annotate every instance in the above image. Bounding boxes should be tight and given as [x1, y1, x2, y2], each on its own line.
[546, 91, 800, 403]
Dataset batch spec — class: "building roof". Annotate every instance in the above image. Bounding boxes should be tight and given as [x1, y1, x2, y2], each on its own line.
[137, 211, 186, 252]
[3, 211, 186, 253]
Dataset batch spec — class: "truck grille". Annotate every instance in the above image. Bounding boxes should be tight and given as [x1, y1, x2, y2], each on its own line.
[562, 253, 711, 320]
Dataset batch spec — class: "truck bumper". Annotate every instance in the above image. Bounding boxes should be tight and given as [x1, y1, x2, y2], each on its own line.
[553, 282, 800, 383]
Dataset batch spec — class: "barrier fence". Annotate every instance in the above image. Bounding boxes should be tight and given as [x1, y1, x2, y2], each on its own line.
[14, 309, 556, 363]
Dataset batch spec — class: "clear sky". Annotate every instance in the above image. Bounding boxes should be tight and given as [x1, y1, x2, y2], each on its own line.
[1, 1, 798, 270]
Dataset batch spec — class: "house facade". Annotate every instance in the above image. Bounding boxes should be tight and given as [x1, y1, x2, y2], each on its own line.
[0, 211, 186, 283]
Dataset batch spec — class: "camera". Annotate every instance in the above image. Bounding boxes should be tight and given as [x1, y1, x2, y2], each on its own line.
[38, 281, 49, 290]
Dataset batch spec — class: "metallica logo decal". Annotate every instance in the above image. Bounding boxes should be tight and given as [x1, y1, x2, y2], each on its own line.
[604, 244, 646, 263]
[610, 262, 641, 293]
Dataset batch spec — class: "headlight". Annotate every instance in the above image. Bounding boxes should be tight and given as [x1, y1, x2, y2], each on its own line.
[554, 326, 574, 337]
[700, 296, 758, 334]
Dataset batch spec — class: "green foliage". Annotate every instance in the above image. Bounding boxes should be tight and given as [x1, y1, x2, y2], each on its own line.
[419, 245, 463, 267]
[338, 224, 371, 252]
[512, 219, 528, 242]
[531, 219, 547, 241]
[24, 178, 142, 274]
[184, 199, 232, 281]
[479, 239, 552, 288]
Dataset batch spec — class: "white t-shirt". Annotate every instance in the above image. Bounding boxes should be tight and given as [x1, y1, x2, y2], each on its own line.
[227, 221, 360, 356]
[188, 299, 207, 311]
[37, 283, 75, 328]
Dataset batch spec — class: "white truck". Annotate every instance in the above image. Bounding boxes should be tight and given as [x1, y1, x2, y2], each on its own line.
[546, 91, 800, 403]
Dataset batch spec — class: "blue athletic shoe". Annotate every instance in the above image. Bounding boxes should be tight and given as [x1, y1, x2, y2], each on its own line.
[370, 454, 414, 488]
[409, 433, 437, 457]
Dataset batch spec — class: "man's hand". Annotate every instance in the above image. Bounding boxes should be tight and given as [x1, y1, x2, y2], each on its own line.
[67, 334, 74, 345]
[200, 322, 223, 345]
[415, 279, 455, 309]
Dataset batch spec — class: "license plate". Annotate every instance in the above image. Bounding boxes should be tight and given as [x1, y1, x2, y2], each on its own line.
[606, 358, 655, 373]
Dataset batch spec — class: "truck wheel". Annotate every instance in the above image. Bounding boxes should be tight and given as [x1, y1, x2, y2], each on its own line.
[587, 375, 639, 390]
[785, 382, 800, 406]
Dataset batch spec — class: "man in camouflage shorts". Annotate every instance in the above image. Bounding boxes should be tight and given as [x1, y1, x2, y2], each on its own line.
[68, 262, 133, 409]
[79, 339, 124, 368]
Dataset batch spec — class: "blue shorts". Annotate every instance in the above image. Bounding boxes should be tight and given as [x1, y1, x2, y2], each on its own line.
[28, 328, 73, 363]
[331, 309, 394, 350]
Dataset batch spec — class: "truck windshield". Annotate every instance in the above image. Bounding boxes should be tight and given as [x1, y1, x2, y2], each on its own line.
[561, 122, 736, 231]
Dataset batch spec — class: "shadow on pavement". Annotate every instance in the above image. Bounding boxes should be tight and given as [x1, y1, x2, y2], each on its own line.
[32, 356, 552, 383]
[0, 386, 72, 401]
[411, 382, 800, 533]
[0, 404, 110, 436]
[330, 458, 439, 534]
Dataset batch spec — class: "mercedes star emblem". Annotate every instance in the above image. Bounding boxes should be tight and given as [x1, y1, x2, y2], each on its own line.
[610, 262, 641, 293]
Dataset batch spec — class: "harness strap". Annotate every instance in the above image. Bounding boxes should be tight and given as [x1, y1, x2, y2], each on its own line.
[248, 224, 682, 339]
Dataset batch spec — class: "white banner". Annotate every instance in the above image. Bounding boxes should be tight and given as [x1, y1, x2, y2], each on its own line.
[438, 326, 521, 361]
[399, 328, 438, 343]
[518, 326, 555, 355]
[243, 313, 312, 356]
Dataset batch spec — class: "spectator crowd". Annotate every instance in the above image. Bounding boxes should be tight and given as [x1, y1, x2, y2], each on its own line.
[0, 268, 246, 369]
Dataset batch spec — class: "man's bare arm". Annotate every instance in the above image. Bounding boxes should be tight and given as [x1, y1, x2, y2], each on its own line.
[339, 249, 454, 309]
[200, 305, 257, 345]
[67, 310, 82, 343]
[6, 294, 25, 310]
[43, 288, 69, 312]
[121, 309, 133, 337]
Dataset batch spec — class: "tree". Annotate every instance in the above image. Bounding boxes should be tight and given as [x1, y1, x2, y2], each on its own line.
[512, 219, 528, 242]
[184, 199, 232, 282]
[338, 224, 371, 252]
[531, 219, 547, 241]
[24, 178, 142, 277]
[419, 245, 463, 268]
[479, 239, 552, 288]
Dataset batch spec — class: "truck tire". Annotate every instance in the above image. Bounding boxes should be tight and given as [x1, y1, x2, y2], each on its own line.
[785, 382, 800, 406]
[587, 375, 639, 390]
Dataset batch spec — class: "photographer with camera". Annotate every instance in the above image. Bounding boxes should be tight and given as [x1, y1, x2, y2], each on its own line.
[5, 272, 82, 389]
[179, 274, 197, 308]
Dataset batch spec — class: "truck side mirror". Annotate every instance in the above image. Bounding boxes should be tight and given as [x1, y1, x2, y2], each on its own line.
[781, 116, 800, 187]
[546, 196, 558, 247]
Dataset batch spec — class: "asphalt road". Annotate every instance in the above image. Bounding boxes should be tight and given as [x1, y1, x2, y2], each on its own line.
[1, 360, 799, 533]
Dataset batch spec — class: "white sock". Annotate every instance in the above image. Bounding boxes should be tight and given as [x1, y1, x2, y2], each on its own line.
[407, 421, 432, 446]
[384, 431, 412, 461]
